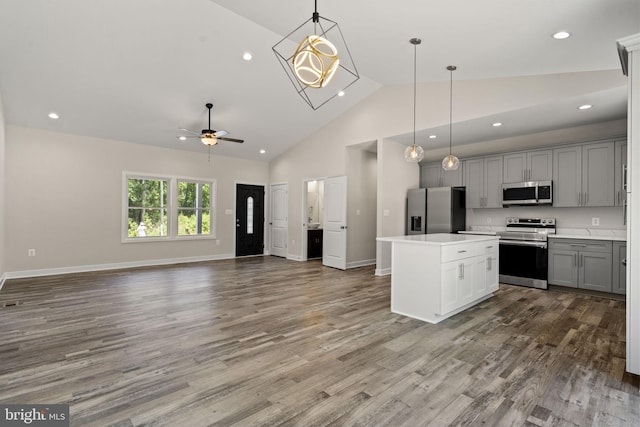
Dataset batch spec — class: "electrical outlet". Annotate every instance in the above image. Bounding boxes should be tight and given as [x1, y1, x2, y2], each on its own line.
[592, 217, 600, 226]
[28, 249, 36, 257]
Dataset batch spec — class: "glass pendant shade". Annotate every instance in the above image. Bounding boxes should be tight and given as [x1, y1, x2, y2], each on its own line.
[405, 144, 424, 162]
[442, 154, 459, 170]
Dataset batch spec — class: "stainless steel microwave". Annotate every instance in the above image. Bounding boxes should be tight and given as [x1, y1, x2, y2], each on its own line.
[502, 181, 552, 206]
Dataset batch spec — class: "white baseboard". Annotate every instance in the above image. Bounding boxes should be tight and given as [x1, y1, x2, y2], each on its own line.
[3, 253, 236, 281]
[287, 254, 303, 261]
[346, 259, 376, 269]
[375, 267, 391, 276]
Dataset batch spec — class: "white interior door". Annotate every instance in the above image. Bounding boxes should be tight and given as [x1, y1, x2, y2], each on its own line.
[270, 183, 288, 258]
[323, 176, 347, 270]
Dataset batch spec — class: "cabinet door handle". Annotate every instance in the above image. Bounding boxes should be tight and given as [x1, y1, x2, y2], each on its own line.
[623, 164, 628, 191]
[569, 244, 587, 247]
[486, 245, 493, 249]
[457, 250, 467, 253]
[462, 264, 465, 279]
[623, 199, 627, 225]
[574, 253, 577, 267]
[622, 259, 627, 266]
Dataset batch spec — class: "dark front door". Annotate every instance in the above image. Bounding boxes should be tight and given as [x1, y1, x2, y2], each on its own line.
[236, 184, 265, 257]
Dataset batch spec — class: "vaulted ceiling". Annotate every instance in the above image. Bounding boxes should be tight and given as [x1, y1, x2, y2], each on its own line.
[0, 0, 638, 162]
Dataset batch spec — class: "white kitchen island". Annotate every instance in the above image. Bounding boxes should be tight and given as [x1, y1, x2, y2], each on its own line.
[377, 234, 499, 324]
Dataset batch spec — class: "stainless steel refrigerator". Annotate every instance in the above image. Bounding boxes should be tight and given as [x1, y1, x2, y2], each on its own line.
[406, 187, 466, 234]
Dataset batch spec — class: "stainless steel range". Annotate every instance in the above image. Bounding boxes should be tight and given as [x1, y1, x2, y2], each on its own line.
[498, 217, 556, 289]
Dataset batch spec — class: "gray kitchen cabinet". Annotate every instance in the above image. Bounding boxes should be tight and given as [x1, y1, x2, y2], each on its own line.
[548, 238, 612, 292]
[612, 241, 627, 295]
[503, 150, 552, 183]
[553, 141, 615, 207]
[464, 156, 502, 208]
[548, 249, 579, 287]
[614, 139, 628, 207]
[420, 162, 463, 188]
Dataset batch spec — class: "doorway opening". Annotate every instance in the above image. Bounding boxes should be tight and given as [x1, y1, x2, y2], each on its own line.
[305, 179, 325, 260]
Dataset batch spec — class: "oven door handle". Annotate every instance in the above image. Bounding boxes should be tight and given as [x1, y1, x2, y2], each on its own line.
[499, 240, 547, 249]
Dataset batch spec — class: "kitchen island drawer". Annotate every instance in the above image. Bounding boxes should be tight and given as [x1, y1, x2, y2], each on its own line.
[441, 240, 496, 262]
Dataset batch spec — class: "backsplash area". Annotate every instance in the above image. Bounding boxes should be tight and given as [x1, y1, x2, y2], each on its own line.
[467, 206, 625, 234]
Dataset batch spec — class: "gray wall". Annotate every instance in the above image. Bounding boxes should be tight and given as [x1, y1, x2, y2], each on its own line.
[5, 125, 269, 276]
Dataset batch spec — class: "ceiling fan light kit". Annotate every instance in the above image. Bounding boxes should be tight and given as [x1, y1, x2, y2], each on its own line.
[177, 103, 244, 157]
[272, 0, 359, 110]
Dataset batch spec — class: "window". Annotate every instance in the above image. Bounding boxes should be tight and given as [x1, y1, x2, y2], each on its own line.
[127, 177, 168, 238]
[124, 173, 215, 241]
[177, 180, 211, 236]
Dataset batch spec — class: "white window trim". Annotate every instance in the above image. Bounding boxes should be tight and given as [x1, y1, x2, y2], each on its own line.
[122, 172, 217, 243]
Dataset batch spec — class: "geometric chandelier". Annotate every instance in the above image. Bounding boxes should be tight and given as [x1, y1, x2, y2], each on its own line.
[272, 0, 359, 110]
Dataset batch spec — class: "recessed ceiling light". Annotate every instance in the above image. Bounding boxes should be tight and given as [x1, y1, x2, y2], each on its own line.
[259, 149, 266, 154]
[48, 112, 59, 119]
[337, 91, 345, 97]
[243, 52, 253, 61]
[429, 135, 437, 139]
[553, 31, 571, 40]
[578, 104, 593, 110]
[178, 136, 187, 141]
[492, 122, 503, 127]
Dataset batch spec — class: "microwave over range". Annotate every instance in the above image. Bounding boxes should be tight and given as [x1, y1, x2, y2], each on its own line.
[502, 180, 552, 206]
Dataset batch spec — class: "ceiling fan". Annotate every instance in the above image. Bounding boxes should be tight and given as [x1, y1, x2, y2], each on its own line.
[179, 103, 244, 146]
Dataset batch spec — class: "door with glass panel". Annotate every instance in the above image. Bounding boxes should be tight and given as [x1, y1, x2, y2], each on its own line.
[236, 184, 265, 257]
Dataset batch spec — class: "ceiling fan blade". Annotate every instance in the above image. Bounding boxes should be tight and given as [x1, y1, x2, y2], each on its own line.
[213, 130, 228, 137]
[218, 136, 244, 143]
[179, 128, 201, 135]
[176, 135, 201, 139]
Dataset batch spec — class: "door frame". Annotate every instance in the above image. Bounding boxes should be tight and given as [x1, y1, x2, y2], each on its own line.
[234, 180, 268, 257]
[269, 182, 288, 258]
[302, 176, 327, 261]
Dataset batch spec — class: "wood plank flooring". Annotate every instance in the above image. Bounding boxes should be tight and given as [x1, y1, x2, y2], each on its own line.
[0, 256, 638, 426]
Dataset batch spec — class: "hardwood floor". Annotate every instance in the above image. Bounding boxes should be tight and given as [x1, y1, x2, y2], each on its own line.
[0, 257, 638, 426]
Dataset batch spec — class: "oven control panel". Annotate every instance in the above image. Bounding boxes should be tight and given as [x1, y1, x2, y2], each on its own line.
[506, 217, 555, 227]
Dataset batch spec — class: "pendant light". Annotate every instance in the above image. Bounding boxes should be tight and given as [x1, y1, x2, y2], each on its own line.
[404, 38, 425, 163]
[442, 65, 460, 170]
[272, 0, 359, 110]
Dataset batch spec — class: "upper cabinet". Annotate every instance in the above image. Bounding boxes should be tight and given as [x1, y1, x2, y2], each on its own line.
[420, 162, 463, 188]
[614, 139, 628, 207]
[553, 141, 615, 207]
[464, 156, 503, 208]
[503, 150, 553, 183]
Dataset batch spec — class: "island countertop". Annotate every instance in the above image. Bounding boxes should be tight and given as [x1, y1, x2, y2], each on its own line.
[377, 233, 498, 246]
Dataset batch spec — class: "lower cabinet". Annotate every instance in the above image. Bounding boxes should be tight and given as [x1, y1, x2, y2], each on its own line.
[307, 229, 323, 259]
[548, 238, 612, 292]
[440, 246, 499, 315]
[612, 241, 627, 295]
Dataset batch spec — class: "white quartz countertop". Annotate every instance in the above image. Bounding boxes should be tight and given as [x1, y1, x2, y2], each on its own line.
[458, 231, 498, 236]
[377, 233, 498, 246]
[549, 233, 626, 242]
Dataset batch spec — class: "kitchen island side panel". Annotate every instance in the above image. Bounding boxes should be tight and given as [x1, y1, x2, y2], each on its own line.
[390, 242, 442, 321]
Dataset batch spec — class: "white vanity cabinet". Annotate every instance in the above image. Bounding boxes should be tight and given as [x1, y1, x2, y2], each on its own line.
[378, 234, 499, 324]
